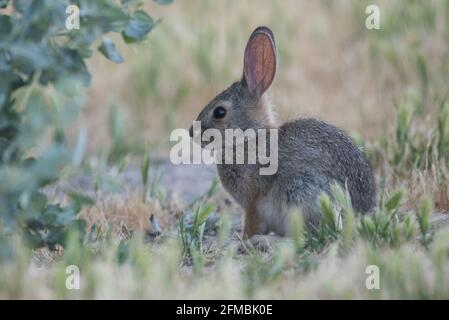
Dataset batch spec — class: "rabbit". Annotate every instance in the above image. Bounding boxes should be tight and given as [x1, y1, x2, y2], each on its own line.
[189, 26, 376, 241]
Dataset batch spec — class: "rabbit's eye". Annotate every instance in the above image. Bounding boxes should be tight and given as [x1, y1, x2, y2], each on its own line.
[213, 106, 227, 119]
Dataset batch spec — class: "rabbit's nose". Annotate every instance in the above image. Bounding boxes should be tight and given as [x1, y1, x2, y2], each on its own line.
[189, 125, 193, 138]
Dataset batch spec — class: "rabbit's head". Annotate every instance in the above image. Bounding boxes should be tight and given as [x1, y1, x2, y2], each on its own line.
[190, 26, 278, 145]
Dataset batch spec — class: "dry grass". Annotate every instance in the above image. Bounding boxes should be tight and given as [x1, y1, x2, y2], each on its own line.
[75, 0, 449, 153]
[404, 165, 449, 213]
[78, 193, 170, 238]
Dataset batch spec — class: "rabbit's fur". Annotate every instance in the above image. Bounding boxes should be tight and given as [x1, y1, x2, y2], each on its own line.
[190, 27, 376, 238]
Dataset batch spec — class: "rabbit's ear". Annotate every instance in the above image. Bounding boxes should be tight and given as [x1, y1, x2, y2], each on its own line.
[243, 26, 277, 98]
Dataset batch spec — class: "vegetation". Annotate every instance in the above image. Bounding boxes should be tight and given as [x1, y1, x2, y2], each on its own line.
[1, 0, 449, 299]
[0, 0, 166, 252]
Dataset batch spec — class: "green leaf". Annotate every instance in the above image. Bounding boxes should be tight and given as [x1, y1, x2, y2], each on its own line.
[109, 104, 125, 143]
[385, 189, 404, 212]
[289, 211, 305, 252]
[98, 37, 124, 63]
[68, 192, 95, 206]
[0, 0, 163, 254]
[0, 15, 12, 37]
[417, 196, 431, 234]
[122, 10, 155, 43]
[54, 206, 78, 226]
[0, 0, 9, 8]
[153, 0, 173, 5]
[319, 193, 336, 232]
[140, 149, 150, 201]
[72, 128, 87, 166]
[194, 203, 215, 229]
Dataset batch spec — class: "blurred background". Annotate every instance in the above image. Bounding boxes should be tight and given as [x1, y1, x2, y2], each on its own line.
[78, 0, 449, 158]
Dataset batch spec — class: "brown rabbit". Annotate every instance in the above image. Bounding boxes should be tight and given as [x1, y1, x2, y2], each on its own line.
[189, 26, 376, 241]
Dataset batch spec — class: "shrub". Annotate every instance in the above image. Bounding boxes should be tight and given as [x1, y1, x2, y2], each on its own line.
[0, 0, 169, 254]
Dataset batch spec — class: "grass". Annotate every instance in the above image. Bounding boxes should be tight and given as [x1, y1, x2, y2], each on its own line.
[1, 189, 449, 299]
[1, 0, 449, 299]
